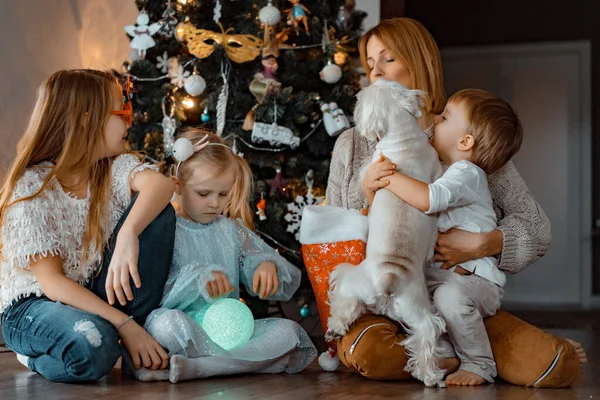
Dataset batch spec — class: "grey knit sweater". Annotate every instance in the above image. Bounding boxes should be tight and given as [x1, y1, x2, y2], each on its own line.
[325, 128, 552, 274]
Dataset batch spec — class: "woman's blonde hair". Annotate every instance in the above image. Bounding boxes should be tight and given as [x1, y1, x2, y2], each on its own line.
[169, 128, 254, 230]
[0, 69, 125, 269]
[359, 17, 446, 114]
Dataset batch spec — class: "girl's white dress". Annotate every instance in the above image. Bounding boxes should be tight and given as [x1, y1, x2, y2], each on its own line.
[144, 215, 317, 375]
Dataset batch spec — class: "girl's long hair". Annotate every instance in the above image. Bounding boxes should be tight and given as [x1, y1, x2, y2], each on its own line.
[170, 128, 254, 229]
[0, 69, 122, 270]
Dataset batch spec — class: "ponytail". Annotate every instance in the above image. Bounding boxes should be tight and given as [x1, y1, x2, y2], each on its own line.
[224, 154, 254, 230]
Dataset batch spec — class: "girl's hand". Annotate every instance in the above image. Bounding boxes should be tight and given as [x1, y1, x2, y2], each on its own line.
[362, 154, 396, 196]
[253, 261, 279, 299]
[119, 319, 169, 370]
[206, 271, 234, 298]
[105, 228, 140, 306]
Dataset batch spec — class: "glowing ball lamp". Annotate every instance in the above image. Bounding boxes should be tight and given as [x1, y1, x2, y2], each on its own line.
[201, 298, 255, 350]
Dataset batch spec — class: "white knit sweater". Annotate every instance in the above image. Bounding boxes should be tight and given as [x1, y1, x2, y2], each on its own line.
[0, 154, 156, 312]
[326, 128, 552, 275]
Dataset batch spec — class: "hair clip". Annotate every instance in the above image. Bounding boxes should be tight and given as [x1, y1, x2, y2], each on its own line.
[172, 134, 210, 163]
[173, 135, 210, 177]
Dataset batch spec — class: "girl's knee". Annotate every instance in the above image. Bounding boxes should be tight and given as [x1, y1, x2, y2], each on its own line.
[145, 309, 187, 345]
[66, 317, 120, 381]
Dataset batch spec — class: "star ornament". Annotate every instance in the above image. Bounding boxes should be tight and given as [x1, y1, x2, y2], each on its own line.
[266, 169, 290, 197]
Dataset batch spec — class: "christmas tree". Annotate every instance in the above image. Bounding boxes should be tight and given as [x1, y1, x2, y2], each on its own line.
[122, 0, 366, 327]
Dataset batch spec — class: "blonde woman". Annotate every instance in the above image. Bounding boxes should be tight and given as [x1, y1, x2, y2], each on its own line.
[326, 18, 586, 385]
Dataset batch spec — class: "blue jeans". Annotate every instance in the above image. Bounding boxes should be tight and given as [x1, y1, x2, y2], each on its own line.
[1, 197, 175, 383]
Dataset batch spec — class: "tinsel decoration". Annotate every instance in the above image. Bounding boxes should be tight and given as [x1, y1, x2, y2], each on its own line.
[216, 62, 230, 136]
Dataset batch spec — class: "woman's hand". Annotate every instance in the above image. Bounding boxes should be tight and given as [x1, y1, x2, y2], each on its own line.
[119, 319, 169, 370]
[433, 229, 503, 269]
[105, 227, 140, 306]
[253, 261, 279, 299]
[362, 154, 396, 196]
[206, 271, 235, 298]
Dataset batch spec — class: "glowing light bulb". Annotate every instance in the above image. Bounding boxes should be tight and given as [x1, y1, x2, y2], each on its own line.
[182, 97, 195, 109]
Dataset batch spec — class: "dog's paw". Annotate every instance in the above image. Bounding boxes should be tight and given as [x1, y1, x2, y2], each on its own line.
[325, 317, 348, 341]
[325, 330, 343, 342]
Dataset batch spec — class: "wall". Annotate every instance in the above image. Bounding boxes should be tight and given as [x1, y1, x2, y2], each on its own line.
[0, 0, 138, 345]
[356, 0, 381, 31]
[0, 0, 138, 177]
[383, 0, 600, 297]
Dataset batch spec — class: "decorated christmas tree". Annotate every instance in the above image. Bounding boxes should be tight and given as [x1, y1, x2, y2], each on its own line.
[122, 0, 366, 328]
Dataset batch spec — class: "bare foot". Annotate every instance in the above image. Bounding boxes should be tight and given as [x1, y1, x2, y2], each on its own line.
[445, 369, 487, 386]
[566, 339, 588, 364]
[439, 357, 460, 377]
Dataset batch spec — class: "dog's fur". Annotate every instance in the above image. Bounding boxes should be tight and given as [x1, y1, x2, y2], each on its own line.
[325, 80, 446, 387]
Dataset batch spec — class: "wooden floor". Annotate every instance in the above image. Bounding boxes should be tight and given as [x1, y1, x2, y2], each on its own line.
[0, 313, 598, 400]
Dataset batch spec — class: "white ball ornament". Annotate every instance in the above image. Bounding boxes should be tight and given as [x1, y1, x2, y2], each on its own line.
[172, 138, 194, 162]
[184, 73, 206, 96]
[319, 62, 342, 84]
[259, 1, 281, 25]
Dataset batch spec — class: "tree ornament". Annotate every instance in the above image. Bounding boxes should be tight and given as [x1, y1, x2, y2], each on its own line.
[124, 10, 161, 59]
[285, 194, 324, 240]
[320, 61, 342, 84]
[213, 0, 222, 24]
[300, 304, 311, 318]
[335, 5, 351, 33]
[284, 169, 324, 240]
[200, 299, 255, 350]
[266, 167, 290, 197]
[184, 73, 206, 96]
[252, 122, 299, 149]
[259, 1, 281, 25]
[321, 102, 350, 137]
[286, 0, 310, 33]
[168, 58, 190, 88]
[176, 22, 263, 63]
[159, 0, 179, 38]
[156, 51, 170, 73]
[256, 195, 267, 221]
[162, 100, 177, 153]
[201, 106, 210, 123]
[216, 62, 230, 136]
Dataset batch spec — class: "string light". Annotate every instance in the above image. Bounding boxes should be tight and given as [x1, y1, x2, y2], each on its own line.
[182, 97, 195, 109]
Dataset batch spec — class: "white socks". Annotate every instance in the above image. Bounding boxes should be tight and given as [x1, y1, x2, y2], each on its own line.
[132, 367, 169, 382]
[16, 353, 30, 369]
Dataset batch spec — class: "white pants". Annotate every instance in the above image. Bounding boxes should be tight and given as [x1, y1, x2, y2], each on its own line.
[427, 268, 504, 382]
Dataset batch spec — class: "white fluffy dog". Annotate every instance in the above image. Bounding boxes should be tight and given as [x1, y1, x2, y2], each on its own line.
[325, 79, 446, 387]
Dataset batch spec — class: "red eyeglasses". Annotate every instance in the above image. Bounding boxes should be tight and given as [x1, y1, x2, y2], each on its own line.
[111, 75, 133, 126]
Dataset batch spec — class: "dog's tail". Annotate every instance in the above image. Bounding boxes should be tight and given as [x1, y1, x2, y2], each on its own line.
[379, 272, 399, 297]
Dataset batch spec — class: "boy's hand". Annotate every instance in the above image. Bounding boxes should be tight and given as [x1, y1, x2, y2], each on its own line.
[206, 271, 234, 298]
[362, 154, 395, 196]
[253, 261, 279, 299]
